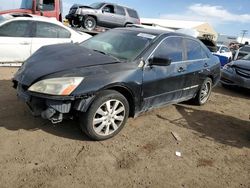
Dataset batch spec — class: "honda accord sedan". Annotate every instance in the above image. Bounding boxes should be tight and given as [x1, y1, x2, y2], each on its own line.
[221, 54, 250, 89]
[13, 28, 221, 140]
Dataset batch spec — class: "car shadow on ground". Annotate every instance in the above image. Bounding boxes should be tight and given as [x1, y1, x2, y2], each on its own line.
[0, 80, 91, 141]
[213, 84, 250, 100]
[157, 104, 250, 148]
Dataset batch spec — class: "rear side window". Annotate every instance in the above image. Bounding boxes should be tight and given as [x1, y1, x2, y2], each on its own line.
[115, 6, 126, 16]
[185, 39, 208, 60]
[153, 37, 184, 62]
[35, 22, 71, 38]
[126, 8, 139, 19]
[0, 21, 31, 37]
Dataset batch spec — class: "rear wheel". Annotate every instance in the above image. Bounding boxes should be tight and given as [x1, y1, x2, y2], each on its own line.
[83, 16, 97, 31]
[80, 90, 129, 141]
[193, 78, 212, 105]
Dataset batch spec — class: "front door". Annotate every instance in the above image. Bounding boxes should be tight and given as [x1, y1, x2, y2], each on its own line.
[142, 37, 186, 110]
[0, 20, 32, 62]
[99, 4, 117, 28]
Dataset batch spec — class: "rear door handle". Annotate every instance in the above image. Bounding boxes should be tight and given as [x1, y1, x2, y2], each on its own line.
[178, 67, 185, 73]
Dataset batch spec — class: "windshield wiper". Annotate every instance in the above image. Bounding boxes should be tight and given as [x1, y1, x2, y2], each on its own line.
[92, 49, 121, 62]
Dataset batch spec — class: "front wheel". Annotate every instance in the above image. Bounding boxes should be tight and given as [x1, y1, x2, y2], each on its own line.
[80, 90, 129, 141]
[193, 78, 213, 105]
[82, 16, 97, 31]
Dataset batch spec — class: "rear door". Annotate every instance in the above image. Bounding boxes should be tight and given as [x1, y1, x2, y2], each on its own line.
[142, 36, 186, 110]
[0, 20, 32, 62]
[181, 38, 210, 98]
[113, 6, 126, 26]
[31, 21, 71, 54]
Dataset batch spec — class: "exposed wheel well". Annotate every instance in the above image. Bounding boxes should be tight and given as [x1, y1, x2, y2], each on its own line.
[106, 86, 135, 117]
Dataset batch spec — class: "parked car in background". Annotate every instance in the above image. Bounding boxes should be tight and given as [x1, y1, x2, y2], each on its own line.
[66, 2, 140, 30]
[233, 45, 250, 60]
[0, 13, 91, 63]
[13, 28, 220, 140]
[221, 54, 250, 89]
[214, 44, 233, 61]
[0, 0, 63, 21]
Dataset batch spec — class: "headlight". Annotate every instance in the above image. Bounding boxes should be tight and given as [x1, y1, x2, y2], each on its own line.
[223, 63, 234, 73]
[28, 77, 84, 96]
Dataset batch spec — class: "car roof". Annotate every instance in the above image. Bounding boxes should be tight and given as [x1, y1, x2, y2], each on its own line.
[113, 27, 194, 38]
[1, 13, 60, 24]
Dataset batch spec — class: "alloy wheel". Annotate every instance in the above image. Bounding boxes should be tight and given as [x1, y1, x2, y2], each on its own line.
[92, 99, 125, 136]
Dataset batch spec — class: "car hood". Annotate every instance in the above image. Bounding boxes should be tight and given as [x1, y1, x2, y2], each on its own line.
[232, 60, 250, 70]
[14, 43, 120, 86]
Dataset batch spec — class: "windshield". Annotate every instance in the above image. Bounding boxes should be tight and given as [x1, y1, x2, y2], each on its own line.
[240, 46, 250, 52]
[89, 3, 105, 9]
[242, 54, 250, 61]
[80, 30, 155, 61]
[0, 15, 12, 25]
[20, 0, 33, 9]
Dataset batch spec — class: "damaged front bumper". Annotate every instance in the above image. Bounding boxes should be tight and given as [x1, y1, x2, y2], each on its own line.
[15, 83, 94, 124]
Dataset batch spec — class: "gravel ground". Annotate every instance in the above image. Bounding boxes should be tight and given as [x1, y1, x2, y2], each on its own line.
[0, 68, 249, 188]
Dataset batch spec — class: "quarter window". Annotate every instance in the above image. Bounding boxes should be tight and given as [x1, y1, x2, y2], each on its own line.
[153, 37, 184, 62]
[0, 21, 30, 37]
[185, 39, 207, 60]
[35, 22, 71, 38]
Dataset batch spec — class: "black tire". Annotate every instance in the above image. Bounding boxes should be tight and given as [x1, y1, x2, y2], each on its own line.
[82, 16, 96, 31]
[192, 78, 213, 105]
[70, 19, 81, 28]
[80, 90, 129, 141]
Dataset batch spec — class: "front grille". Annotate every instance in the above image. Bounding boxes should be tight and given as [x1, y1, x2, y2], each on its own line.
[236, 68, 250, 78]
[221, 77, 234, 84]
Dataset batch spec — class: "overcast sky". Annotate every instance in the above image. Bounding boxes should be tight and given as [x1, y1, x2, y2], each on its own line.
[1, 0, 250, 37]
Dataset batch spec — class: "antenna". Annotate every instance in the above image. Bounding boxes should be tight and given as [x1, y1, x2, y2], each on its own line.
[240, 30, 248, 43]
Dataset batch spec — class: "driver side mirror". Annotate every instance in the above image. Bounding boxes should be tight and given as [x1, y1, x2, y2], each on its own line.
[149, 56, 172, 66]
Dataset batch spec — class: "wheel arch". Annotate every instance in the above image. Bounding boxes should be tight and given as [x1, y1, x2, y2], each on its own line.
[104, 85, 136, 117]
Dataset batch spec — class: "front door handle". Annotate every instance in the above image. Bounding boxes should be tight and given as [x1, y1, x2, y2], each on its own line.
[204, 63, 209, 67]
[20, 42, 30, 45]
[178, 67, 185, 73]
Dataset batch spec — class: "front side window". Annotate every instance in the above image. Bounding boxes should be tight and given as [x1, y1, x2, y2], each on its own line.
[35, 22, 71, 38]
[185, 39, 207, 60]
[102, 5, 115, 14]
[80, 30, 153, 61]
[20, 0, 33, 9]
[0, 21, 30, 37]
[153, 37, 184, 62]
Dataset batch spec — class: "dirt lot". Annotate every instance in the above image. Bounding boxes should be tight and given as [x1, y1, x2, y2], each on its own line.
[0, 68, 250, 188]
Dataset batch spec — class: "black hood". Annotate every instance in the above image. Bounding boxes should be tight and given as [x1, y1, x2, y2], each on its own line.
[15, 43, 119, 86]
[232, 60, 250, 70]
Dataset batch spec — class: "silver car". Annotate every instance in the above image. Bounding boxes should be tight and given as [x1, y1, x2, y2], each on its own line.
[66, 2, 140, 31]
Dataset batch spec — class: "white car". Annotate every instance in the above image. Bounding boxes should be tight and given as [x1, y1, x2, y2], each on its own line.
[214, 44, 233, 61]
[0, 13, 91, 63]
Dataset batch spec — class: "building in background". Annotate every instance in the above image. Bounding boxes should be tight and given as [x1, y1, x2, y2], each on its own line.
[141, 18, 218, 41]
